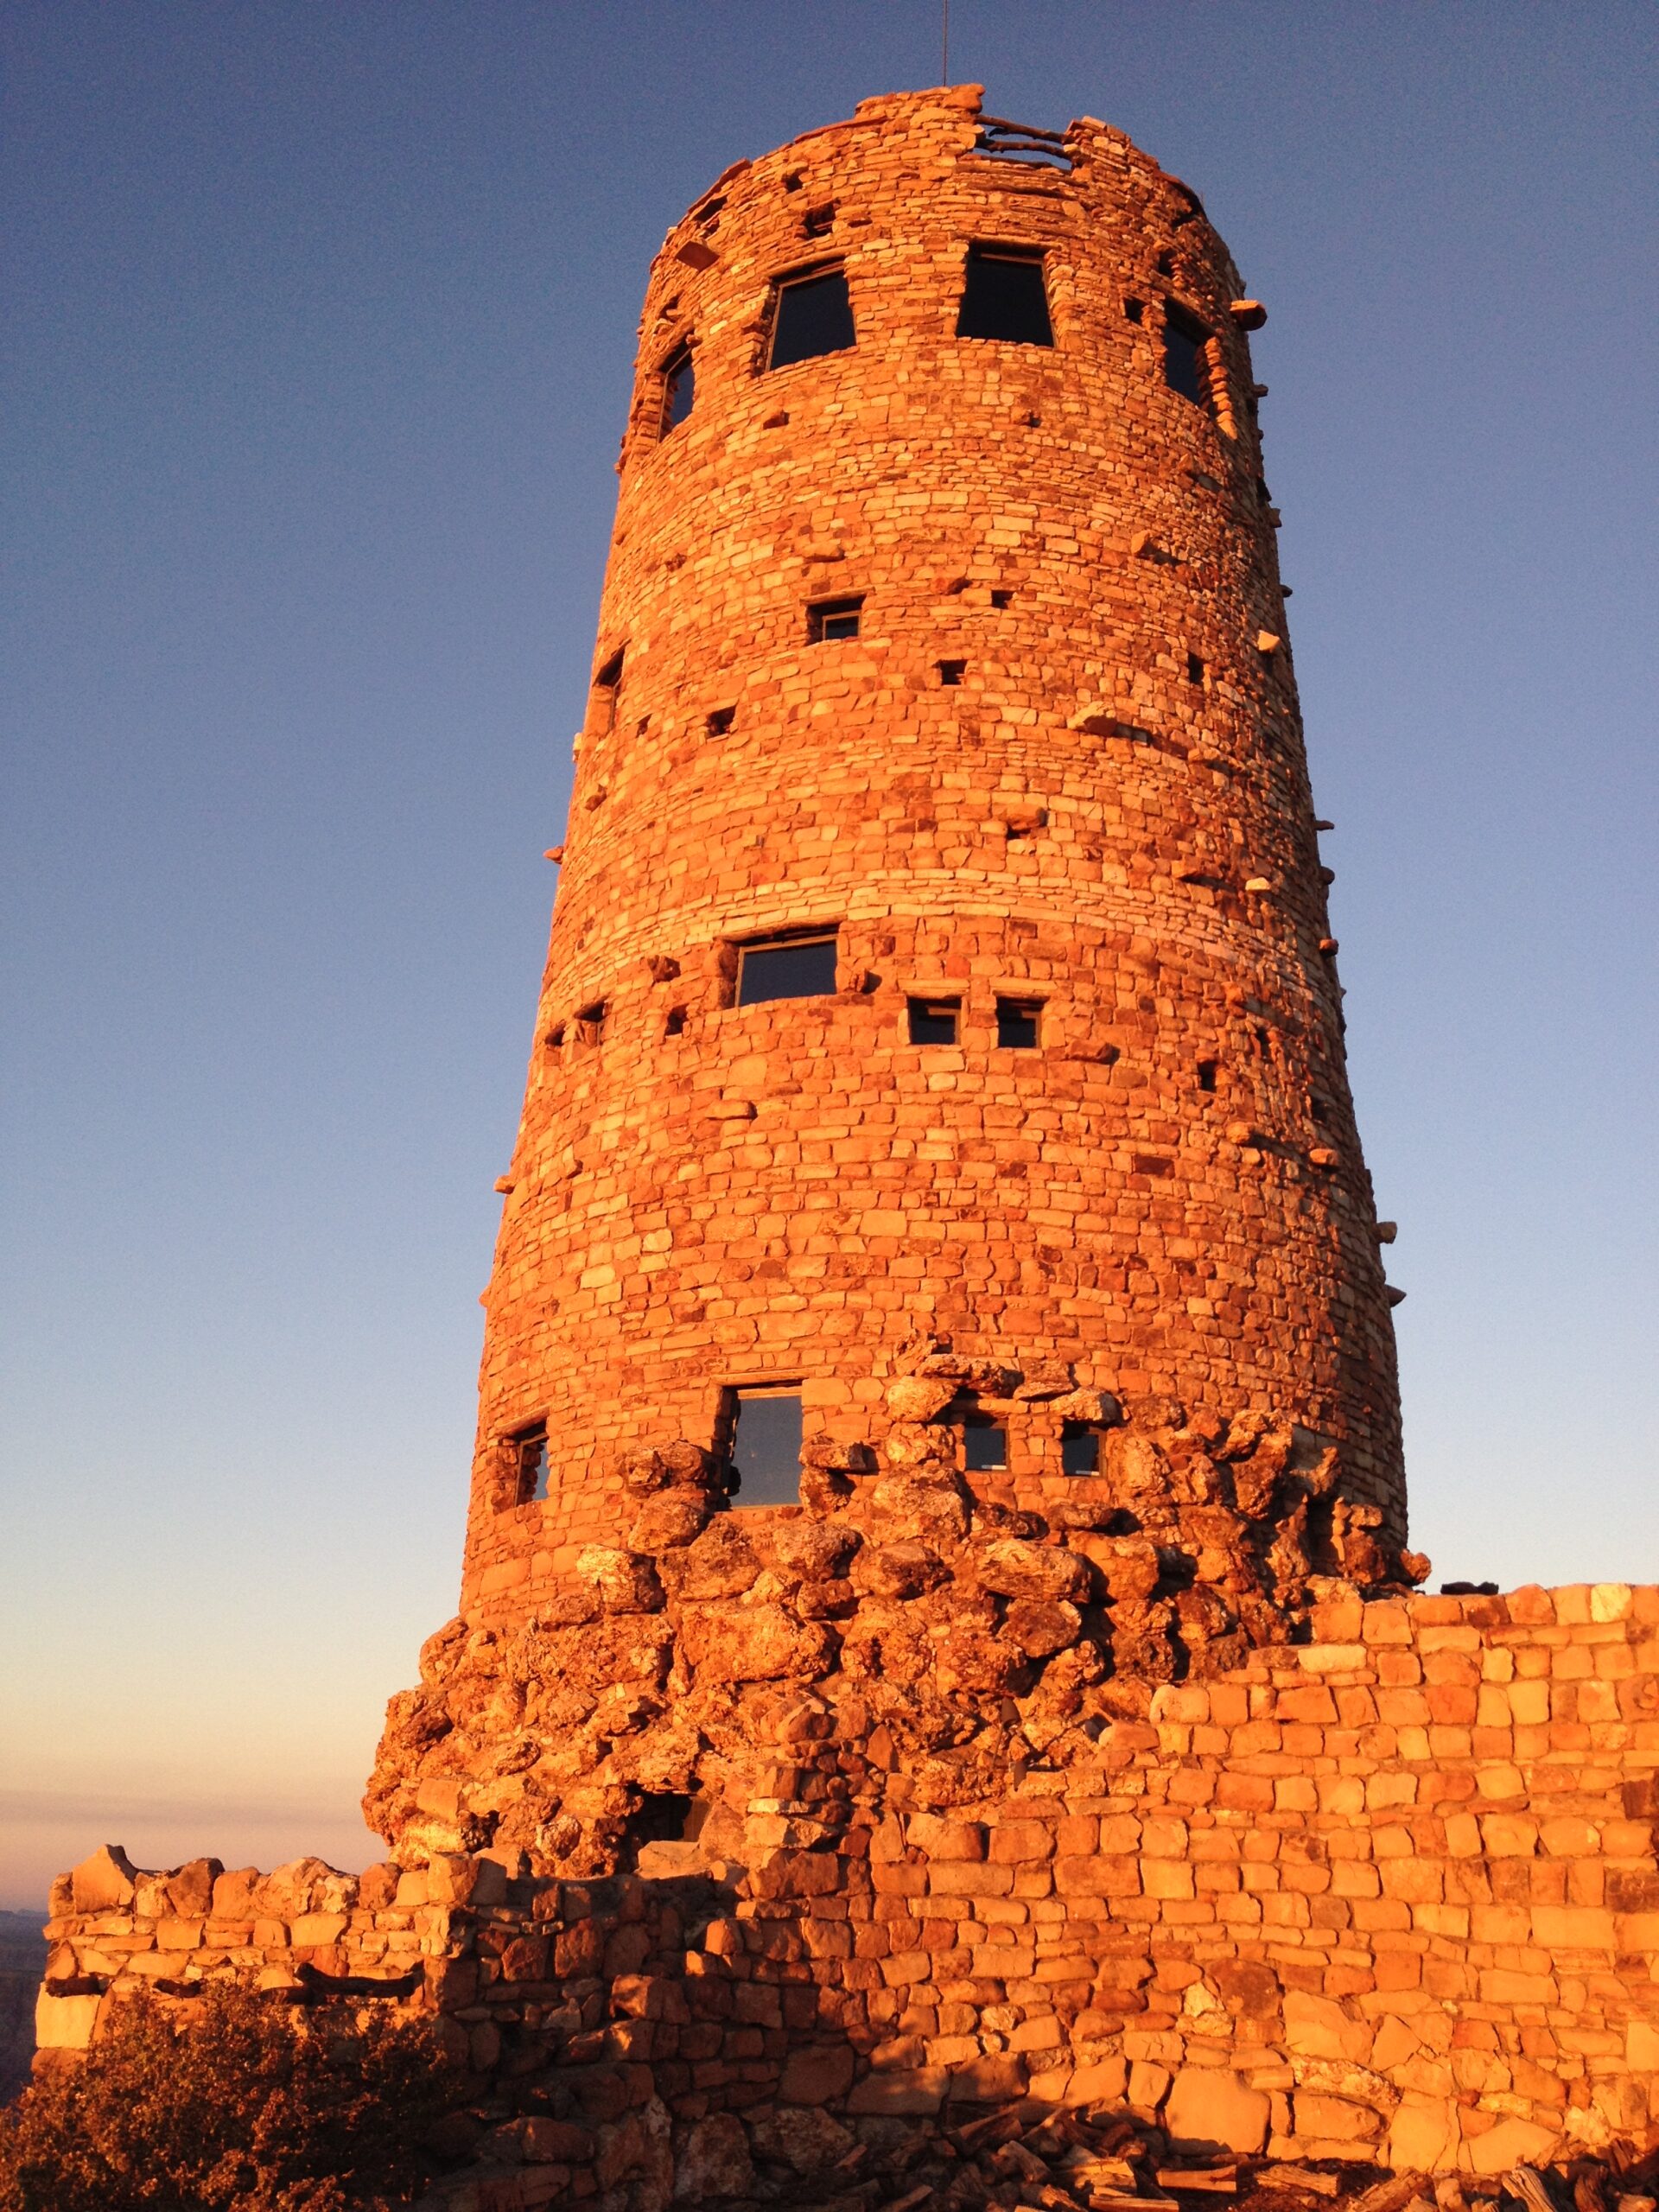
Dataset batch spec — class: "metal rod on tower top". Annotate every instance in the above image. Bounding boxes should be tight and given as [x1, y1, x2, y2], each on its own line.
[942, 0, 950, 84]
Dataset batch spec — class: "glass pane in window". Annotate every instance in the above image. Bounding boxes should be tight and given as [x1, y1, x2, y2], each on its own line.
[515, 1429, 550, 1503]
[995, 998, 1041, 1049]
[732, 1391, 804, 1506]
[908, 999, 960, 1046]
[1060, 1423, 1099, 1475]
[1163, 312, 1207, 405]
[961, 1414, 1007, 1471]
[663, 348, 695, 428]
[770, 270, 855, 368]
[737, 938, 838, 1005]
[957, 250, 1053, 345]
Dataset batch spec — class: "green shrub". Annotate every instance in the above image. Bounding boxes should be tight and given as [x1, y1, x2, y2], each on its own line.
[0, 1984, 463, 2211]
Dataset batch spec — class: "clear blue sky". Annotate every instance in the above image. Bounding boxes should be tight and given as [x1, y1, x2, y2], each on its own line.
[3, 3, 1654, 1909]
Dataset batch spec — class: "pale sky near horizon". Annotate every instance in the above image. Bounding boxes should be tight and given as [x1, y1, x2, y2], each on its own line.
[3, 3, 1655, 1910]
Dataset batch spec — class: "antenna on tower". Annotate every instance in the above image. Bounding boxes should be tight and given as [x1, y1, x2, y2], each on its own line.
[942, 0, 950, 84]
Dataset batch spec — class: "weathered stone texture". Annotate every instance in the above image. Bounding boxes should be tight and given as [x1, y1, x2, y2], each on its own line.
[41, 1588, 1659, 2190]
[461, 82, 1405, 1623]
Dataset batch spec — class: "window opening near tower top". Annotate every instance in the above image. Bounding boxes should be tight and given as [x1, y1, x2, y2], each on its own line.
[957, 245, 1053, 346]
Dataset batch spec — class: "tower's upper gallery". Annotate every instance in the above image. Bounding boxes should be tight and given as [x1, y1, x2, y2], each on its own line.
[619, 85, 1263, 494]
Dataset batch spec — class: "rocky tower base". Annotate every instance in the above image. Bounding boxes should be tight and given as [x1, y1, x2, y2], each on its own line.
[372, 1364, 1426, 1878]
[36, 1583, 1659, 2204]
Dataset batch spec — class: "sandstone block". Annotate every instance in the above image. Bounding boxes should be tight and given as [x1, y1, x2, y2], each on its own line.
[976, 1537, 1090, 1604]
[70, 1844, 137, 1913]
[1166, 2065, 1271, 2153]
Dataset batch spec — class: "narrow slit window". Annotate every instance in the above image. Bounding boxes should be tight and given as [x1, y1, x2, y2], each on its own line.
[1198, 1059, 1219, 1092]
[736, 931, 839, 1006]
[768, 266, 855, 369]
[808, 595, 862, 643]
[728, 1386, 804, 1507]
[907, 997, 961, 1046]
[960, 1413, 1007, 1472]
[995, 996, 1043, 1049]
[509, 1421, 550, 1504]
[1187, 652, 1206, 684]
[957, 245, 1053, 346]
[1163, 302, 1212, 410]
[661, 346, 695, 431]
[938, 659, 965, 687]
[592, 647, 624, 733]
[1060, 1422, 1100, 1475]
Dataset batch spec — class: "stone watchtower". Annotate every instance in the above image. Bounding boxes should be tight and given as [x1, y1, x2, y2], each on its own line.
[43, 91, 1659, 2178]
[369, 86, 1421, 1872]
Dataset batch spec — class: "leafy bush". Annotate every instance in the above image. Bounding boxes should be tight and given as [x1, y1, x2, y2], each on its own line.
[0, 1984, 463, 2211]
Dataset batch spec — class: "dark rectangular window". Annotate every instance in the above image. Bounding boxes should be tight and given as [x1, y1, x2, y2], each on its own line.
[769, 268, 855, 369]
[960, 1414, 1007, 1472]
[995, 996, 1042, 1049]
[808, 595, 863, 643]
[907, 997, 961, 1046]
[1163, 303, 1211, 408]
[728, 1388, 804, 1507]
[706, 705, 735, 736]
[1060, 1422, 1099, 1475]
[511, 1421, 550, 1504]
[661, 346, 695, 429]
[957, 245, 1053, 346]
[736, 932, 839, 1006]
[575, 1000, 607, 1045]
[938, 659, 965, 687]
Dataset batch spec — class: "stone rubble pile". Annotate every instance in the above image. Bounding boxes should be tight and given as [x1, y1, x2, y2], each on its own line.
[367, 1357, 1427, 1880]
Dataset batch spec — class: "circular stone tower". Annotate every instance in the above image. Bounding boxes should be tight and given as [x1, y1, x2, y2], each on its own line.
[459, 86, 1406, 1627]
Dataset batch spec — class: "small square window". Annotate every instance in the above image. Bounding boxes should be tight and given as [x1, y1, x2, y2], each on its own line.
[1163, 302, 1212, 410]
[1124, 296, 1146, 324]
[706, 705, 735, 737]
[736, 932, 839, 1006]
[990, 588, 1013, 608]
[575, 1000, 607, 1045]
[510, 1421, 550, 1504]
[938, 659, 965, 687]
[960, 1414, 1007, 1472]
[802, 203, 835, 239]
[907, 997, 961, 1046]
[808, 596, 863, 643]
[769, 267, 855, 369]
[995, 996, 1042, 1049]
[1060, 1422, 1099, 1475]
[728, 1387, 804, 1507]
[661, 345, 695, 430]
[957, 245, 1053, 346]
[664, 1006, 688, 1038]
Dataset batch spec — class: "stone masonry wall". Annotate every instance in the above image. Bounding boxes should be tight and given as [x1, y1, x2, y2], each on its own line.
[462, 83, 1406, 1627]
[40, 1585, 1659, 2200]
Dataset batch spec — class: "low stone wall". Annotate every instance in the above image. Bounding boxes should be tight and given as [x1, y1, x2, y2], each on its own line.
[35, 1584, 1659, 2202]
